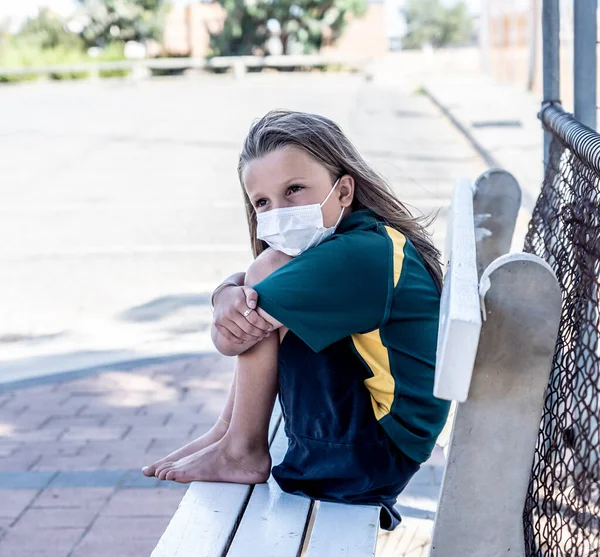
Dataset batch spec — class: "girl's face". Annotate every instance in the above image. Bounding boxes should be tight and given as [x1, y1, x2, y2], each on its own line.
[243, 147, 354, 228]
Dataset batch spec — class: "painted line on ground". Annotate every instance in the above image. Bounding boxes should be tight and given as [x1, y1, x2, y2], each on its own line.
[0, 352, 206, 393]
[0, 469, 188, 490]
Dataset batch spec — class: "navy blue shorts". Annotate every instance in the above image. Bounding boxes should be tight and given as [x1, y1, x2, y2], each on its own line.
[271, 331, 421, 530]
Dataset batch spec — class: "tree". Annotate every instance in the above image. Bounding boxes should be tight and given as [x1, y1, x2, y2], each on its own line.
[73, 0, 169, 47]
[18, 9, 84, 51]
[210, 0, 367, 57]
[401, 0, 474, 50]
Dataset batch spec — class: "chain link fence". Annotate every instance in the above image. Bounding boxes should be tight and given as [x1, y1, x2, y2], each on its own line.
[523, 105, 600, 556]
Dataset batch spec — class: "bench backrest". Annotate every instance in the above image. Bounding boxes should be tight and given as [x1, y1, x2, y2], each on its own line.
[435, 170, 523, 403]
[429, 170, 562, 557]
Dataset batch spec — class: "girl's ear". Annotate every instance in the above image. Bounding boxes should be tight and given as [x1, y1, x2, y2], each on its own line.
[338, 175, 355, 207]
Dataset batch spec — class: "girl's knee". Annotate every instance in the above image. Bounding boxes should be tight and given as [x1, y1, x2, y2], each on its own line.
[245, 249, 292, 287]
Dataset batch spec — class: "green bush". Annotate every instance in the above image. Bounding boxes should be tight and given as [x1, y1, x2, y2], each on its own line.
[0, 40, 131, 83]
[149, 53, 190, 77]
[45, 47, 90, 80]
[97, 43, 129, 78]
[0, 42, 40, 83]
[0, 42, 89, 82]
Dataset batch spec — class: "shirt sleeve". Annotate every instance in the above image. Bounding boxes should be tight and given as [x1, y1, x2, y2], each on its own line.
[253, 230, 392, 352]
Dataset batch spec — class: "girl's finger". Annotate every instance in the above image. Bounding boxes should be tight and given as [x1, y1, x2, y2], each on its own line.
[223, 319, 258, 342]
[245, 310, 272, 332]
[215, 324, 244, 344]
[230, 313, 267, 338]
[241, 286, 258, 310]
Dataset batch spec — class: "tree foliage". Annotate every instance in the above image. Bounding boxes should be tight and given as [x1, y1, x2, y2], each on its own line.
[210, 0, 367, 57]
[402, 0, 474, 50]
[17, 9, 84, 50]
[73, 0, 169, 47]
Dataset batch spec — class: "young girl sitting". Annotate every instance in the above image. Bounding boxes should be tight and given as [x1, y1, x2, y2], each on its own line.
[142, 110, 450, 530]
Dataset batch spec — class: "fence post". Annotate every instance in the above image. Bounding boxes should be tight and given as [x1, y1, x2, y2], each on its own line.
[429, 255, 561, 557]
[571, 2, 600, 501]
[573, 0, 597, 130]
[542, 0, 561, 168]
[232, 60, 246, 80]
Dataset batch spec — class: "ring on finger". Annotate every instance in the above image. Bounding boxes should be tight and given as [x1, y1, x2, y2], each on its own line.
[243, 308, 253, 318]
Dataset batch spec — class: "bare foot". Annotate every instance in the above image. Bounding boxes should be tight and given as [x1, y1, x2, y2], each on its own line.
[141, 420, 228, 478]
[156, 437, 271, 485]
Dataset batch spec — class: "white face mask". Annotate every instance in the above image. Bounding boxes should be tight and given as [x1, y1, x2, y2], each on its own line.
[256, 178, 345, 257]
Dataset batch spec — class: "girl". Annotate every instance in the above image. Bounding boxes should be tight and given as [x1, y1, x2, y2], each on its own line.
[142, 110, 450, 530]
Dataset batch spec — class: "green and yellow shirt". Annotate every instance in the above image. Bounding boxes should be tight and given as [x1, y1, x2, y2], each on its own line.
[253, 209, 450, 463]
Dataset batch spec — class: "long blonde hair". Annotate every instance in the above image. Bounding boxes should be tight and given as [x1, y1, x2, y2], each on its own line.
[238, 110, 442, 291]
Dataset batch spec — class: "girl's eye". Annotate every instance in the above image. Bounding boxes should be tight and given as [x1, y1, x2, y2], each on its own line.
[287, 185, 303, 195]
[256, 199, 268, 208]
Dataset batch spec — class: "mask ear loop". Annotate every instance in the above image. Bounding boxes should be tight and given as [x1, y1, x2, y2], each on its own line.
[321, 177, 346, 230]
[321, 176, 344, 230]
[332, 203, 346, 229]
[320, 177, 342, 208]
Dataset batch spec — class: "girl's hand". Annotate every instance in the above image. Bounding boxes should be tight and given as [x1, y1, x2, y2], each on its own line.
[212, 285, 272, 344]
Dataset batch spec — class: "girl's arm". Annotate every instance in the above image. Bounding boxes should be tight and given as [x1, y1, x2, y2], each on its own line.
[211, 307, 282, 357]
[212, 279, 275, 354]
[212, 250, 290, 356]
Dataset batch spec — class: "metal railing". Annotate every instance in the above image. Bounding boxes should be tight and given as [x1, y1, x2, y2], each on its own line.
[540, 104, 600, 175]
[0, 54, 370, 79]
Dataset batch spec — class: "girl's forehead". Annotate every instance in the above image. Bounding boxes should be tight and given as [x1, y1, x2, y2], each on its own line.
[243, 147, 329, 192]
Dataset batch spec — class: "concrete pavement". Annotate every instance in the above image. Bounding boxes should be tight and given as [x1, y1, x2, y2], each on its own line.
[423, 74, 543, 214]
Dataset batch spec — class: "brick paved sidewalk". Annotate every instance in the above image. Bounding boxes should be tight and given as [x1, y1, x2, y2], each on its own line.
[0, 354, 442, 556]
[0, 355, 231, 556]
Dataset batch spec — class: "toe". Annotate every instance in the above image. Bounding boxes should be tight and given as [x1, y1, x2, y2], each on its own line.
[154, 462, 171, 478]
[141, 465, 155, 477]
[157, 465, 174, 481]
[167, 470, 190, 484]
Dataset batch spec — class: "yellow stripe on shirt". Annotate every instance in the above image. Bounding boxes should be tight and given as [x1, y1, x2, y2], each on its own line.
[385, 226, 406, 287]
[351, 228, 407, 421]
[352, 329, 395, 420]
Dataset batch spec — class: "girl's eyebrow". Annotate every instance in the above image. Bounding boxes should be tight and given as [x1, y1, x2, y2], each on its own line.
[282, 177, 307, 186]
[249, 177, 308, 200]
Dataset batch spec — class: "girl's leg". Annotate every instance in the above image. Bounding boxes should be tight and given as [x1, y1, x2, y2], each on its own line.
[142, 368, 236, 477]
[153, 248, 290, 483]
[157, 330, 279, 483]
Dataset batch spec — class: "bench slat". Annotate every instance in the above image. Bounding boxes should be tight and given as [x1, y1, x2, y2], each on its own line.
[151, 406, 282, 557]
[227, 424, 312, 557]
[151, 481, 251, 557]
[305, 501, 380, 557]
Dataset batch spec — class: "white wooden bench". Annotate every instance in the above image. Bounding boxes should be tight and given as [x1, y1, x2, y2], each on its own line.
[151, 169, 562, 557]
